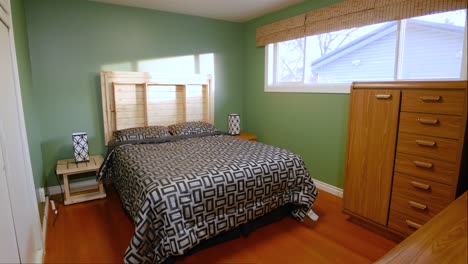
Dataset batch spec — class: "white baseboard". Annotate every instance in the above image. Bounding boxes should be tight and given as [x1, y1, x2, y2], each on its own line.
[37, 187, 45, 203]
[42, 196, 49, 260]
[313, 179, 343, 198]
[48, 179, 98, 195]
[33, 249, 43, 264]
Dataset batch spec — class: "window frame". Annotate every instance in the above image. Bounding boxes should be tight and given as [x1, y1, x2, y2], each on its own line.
[265, 11, 468, 94]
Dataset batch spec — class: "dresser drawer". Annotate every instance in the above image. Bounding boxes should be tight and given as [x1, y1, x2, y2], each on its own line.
[401, 90, 465, 115]
[395, 153, 458, 185]
[399, 112, 463, 140]
[388, 209, 426, 236]
[392, 173, 454, 201]
[390, 193, 448, 223]
[396, 133, 459, 163]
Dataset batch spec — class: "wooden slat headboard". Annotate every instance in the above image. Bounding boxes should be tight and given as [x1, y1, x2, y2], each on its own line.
[100, 71, 214, 145]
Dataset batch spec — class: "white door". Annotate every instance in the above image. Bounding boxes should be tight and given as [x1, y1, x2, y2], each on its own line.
[0, 2, 43, 262]
[0, 139, 20, 263]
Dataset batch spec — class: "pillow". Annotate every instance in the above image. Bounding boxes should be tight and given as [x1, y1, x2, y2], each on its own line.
[168, 121, 218, 136]
[113, 126, 171, 141]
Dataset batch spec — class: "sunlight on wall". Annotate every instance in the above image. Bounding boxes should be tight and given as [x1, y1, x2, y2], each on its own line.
[101, 54, 215, 126]
[199, 53, 215, 75]
[101, 53, 215, 79]
[137, 53, 215, 77]
[138, 55, 196, 74]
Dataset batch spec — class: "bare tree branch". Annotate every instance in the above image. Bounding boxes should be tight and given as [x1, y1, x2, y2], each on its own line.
[335, 28, 359, 50]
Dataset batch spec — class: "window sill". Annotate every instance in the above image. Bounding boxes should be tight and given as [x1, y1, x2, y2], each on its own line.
[265, 83, 351, 94]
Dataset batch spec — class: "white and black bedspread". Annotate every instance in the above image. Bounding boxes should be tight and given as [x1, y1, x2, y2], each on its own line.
[98, 132, 318, 263]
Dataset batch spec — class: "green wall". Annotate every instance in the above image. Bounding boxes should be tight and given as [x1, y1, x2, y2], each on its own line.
[243, 0, 349, 188]
[23, 0, 245, 186]
[18, 0, 350, 190]
[11, 0, 44, 199]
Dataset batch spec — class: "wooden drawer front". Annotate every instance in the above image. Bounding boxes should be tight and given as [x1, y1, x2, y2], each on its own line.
[392, 173, 454, 202]
[388, 210, 426, 236]
[390, 193, 449, 223]
[401, 90, 465, 115]
[396, 133, 459, 163]
[399, 112, 463, 140]
[395, 153, 457, 185]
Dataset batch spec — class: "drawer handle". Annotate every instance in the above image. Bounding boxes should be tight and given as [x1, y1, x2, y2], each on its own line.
[419, 96, 441, 102]
[406, 220, 423, 229]
[411, 181, 431, 190]
[418, 118, 439, 125]
[413, 160, 433, 169]
[415, 139, 436, 147]
[408, 201, 428, 210]
[375, 94, 392, 99]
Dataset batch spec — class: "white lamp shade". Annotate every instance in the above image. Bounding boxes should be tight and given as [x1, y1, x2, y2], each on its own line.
[72, 132, 89, 162]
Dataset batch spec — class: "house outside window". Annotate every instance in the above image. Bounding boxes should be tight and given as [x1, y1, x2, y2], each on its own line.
[266, 9, 468, 93]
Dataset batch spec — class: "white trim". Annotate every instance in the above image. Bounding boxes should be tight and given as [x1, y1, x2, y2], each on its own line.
[32, 249, 43, 264]
[48, 179, 99, 195]
[395, 20, 405, 79]
[265, 83, 351, 93]
[313, 179, 343, 198]
[42, 196, 49, 260]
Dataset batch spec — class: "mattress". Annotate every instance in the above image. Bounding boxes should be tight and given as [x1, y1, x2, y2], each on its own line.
[98, 132, 318, 263]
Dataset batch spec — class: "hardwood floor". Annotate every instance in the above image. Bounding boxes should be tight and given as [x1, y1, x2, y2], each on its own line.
[44, 186, 396, 263]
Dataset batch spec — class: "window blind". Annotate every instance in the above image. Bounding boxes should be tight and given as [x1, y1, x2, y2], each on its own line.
[256, 0, 467, 47]
[256, 14, 305, 47]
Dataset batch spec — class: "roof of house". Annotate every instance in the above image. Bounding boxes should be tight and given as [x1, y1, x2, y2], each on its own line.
[310, 20, 464, 71]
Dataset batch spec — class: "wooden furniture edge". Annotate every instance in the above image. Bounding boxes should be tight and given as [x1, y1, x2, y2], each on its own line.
[351, 80, 468, 90]
[456, 83, 468, 197]
[376, 192, 467, 263]
[343, 209, 406, 242]
[344, 80, 468, 236]
[236, 132, 257, 141]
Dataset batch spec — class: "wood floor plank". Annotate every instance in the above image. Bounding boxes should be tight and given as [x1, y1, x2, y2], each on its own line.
[44, 186, 396, 263]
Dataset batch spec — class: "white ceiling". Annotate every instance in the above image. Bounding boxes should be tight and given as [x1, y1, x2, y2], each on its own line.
[91, 0, 304, 22]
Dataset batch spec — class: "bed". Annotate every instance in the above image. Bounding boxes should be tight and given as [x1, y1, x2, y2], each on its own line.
[98, 71, 319, 263]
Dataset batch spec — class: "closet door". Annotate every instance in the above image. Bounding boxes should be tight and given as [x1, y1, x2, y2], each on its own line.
[0, 19, 20, 263]
[344, 89, 400, 225]
[0, 5, 42, 262]
[0, 142, 20, 263]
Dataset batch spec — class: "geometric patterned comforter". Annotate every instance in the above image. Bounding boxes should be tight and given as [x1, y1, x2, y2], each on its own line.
[98, 133, 318, 263]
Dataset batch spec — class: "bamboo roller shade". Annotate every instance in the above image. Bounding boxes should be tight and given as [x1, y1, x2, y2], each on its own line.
[100, 71, 213, 145]
[256, 0, 467, 46]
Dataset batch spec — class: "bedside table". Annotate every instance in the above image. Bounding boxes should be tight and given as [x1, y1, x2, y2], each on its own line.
[56, 155, 106, 205]
[235, 132, 257, 141]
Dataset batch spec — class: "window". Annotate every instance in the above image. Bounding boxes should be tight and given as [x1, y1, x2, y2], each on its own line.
[266, 9, 467, 93]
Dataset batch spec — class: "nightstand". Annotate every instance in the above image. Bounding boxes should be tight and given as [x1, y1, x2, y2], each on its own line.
[235, 132, 257, 141]
[56, 155, 106, 205]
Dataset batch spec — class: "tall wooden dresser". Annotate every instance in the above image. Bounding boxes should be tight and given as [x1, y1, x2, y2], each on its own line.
[344, 81, 467, 238]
